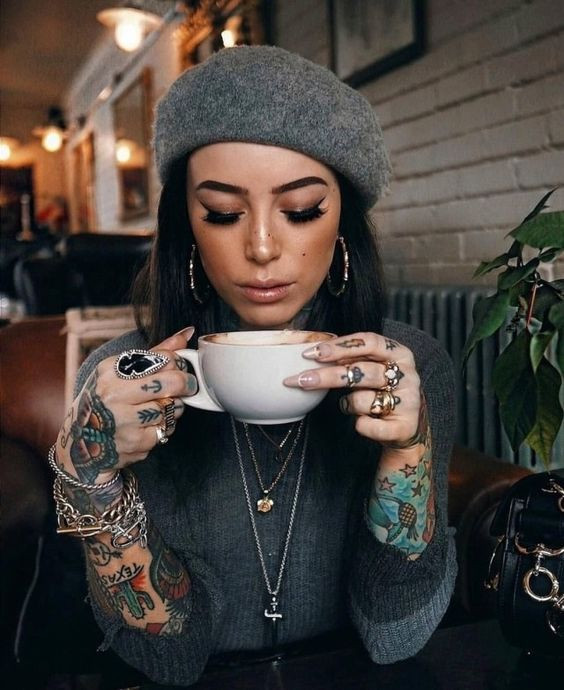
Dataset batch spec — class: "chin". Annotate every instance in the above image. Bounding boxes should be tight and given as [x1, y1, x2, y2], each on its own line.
[237, 303, 299, 330]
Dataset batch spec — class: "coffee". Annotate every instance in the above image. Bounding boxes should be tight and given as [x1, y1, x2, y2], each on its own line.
[176, 330, 334, 424]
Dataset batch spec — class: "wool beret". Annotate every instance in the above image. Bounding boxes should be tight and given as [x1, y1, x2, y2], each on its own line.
[154, 45, 390, 208]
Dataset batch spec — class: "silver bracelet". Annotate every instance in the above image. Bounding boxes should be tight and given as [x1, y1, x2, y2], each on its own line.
[48, 444, 121, 491]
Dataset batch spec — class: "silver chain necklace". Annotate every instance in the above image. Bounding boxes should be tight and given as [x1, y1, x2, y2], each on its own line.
[256, 423, 296, 461]
[231, 415, 309, 624]
[244, 419, 304, 513]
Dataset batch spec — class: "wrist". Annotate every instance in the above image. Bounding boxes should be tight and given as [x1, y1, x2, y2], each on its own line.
[379, 443, 424, 468]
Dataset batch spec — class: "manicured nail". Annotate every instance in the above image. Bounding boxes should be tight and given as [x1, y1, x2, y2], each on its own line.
[172, 326, 195, 340]
[303, 342, 331, 359]
[283, 371, 321, 389]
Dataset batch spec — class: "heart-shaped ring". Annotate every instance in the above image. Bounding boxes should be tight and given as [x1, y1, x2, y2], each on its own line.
[115, 349, 170, 380]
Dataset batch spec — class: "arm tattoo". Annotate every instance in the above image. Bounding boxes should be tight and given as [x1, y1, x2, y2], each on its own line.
[336, 338, 365, 349]
[148, 521, 192, 635]
[367, 401, 435, 557]
[68, 369, 119, 484]
[86, 537, 122, 566]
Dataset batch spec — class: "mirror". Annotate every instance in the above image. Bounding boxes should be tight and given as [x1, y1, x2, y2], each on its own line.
[113, 69, 151, 220]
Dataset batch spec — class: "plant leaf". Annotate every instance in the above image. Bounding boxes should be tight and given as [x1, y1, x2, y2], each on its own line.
[525, 357, 563, 468]
[530, 331, 555, 371]
[539, 247, 563, 262]
[510, 211, 564, 249]
[497, 258, 540, 290]
[520, 188, 558, 224]
[462, 291, 510, 365]
[507, 239, 522, 259]
[493, 331, 537, 449]
[532, 281, 564, 322]
[473, 253, 509, 278]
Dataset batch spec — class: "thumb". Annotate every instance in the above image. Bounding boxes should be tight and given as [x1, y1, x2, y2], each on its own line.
[155, 326, 195, 352]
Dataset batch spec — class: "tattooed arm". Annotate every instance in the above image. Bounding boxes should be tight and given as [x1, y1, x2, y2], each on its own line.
[366, 396, 435, 559]
[54, 328, 197, 634]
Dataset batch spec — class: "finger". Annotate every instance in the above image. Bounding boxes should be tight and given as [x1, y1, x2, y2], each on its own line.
[133, 397, 185, 428]
[302, 332, 412, 364]
[339, 390, 403, 417]
[99, 368, 198, 405]
[284, 361, 399, 391]
[155, 326, 195, 351]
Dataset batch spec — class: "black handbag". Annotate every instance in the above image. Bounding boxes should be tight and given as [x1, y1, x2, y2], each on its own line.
[486, 469, 564, 657]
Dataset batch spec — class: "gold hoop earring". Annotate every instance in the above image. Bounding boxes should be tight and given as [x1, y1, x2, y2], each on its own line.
[326, 236, 349, 297]
[189, 244, 211, 305]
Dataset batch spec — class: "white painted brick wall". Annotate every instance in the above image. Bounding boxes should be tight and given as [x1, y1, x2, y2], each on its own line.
[275, 0, 564, 286]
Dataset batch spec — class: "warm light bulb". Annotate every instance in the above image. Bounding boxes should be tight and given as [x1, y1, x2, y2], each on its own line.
[42, 127, 63, 152]
[116, 140, 133, 164]
[221, 29, 236, 48]
[0, 141, 12, 161]
[115, 18, 143, 52]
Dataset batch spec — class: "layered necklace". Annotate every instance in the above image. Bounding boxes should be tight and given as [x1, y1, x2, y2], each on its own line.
[231, 416, 309, 627]
[245, 420, 304, 512]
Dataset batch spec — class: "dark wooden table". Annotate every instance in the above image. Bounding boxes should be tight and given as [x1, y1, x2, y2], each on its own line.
[136, 619, 563, 690]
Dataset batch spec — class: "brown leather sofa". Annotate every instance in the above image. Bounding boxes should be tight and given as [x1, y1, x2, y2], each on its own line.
[0, 316, 531, 685]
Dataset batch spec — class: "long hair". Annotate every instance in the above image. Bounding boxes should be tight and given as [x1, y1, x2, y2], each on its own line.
[132, 154, 388, 495]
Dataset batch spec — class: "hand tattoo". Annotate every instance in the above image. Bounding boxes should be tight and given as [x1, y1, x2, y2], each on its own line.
[137, 408, 162, 424]
[141, 379, 162, 393]
[337, 338, 365, 349]
[385, 339, 399, 350]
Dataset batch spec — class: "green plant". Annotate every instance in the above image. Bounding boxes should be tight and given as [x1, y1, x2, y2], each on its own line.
[463, 189, 564, 467]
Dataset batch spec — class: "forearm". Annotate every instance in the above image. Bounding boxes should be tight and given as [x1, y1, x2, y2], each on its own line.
[366, 402, 435, 559]
[84, 520, 191, 634]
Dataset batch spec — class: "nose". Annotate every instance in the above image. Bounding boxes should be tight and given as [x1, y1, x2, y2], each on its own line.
[244, 216, 281, 264]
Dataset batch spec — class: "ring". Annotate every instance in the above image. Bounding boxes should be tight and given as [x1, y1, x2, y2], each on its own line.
[369, 389, 396, 418]
[344, 365, 363, 389]
[155, 426, 169, 445]
[383, 361, 403, 390]
[156, 397, 176, 432]
[115, 349, 169, 380]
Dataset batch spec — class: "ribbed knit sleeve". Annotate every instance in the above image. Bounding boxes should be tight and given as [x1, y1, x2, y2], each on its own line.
[347, 321, 458, 663]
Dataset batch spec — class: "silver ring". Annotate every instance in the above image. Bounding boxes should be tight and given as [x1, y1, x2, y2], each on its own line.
[155, 426, 169, 445]
[383, 361, 403, 390]
[115, 349, 169, 380]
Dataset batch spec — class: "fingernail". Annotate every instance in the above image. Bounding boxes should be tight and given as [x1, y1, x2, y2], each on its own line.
[283, 371, 321, 389]
[186, 374, 199, 396]
[339, 396, 350, 414]
[303, 342, 331, 359]
[173, 326, 195, 340]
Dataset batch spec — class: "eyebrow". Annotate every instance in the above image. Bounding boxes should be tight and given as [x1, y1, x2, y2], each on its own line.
[195, 176, 328, 195]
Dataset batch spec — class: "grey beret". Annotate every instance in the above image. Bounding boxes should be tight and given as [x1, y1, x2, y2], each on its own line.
[154, 45, 390, 208]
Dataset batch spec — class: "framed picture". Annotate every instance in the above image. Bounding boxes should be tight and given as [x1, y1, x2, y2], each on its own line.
[329, 0, 425, 87]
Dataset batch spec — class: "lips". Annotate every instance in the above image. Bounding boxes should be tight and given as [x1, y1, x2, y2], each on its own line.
[239, 281, 293, 303]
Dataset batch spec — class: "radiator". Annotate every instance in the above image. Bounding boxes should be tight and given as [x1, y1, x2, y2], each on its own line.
[387, 285, 563, 470]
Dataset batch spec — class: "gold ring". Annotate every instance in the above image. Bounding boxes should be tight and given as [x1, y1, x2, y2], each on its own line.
[383, 361, 403, 390]
[156, 397, 176, 433]
[369, 389, 396, 418]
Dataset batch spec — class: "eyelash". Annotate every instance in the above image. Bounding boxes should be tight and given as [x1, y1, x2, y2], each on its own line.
[202, 202, 326, 226]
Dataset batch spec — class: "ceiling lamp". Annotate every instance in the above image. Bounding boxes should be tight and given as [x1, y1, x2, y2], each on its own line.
[115, 138, 136, 164]
[0, 136, 19, 162]
[97, 5, 162, 52]
[32, 107, 67, 153]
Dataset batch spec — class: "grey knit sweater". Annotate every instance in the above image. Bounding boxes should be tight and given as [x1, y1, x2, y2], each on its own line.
[76, 319, 458, 686]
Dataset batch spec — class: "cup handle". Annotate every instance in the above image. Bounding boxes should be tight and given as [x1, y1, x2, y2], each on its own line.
[175, 348, 224, 413]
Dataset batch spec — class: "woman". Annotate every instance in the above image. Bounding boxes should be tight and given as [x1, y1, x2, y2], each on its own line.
[52, 46, 457, 686]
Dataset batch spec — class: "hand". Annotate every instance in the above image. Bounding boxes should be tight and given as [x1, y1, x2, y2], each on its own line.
[57, 327, 198, 484]
[283, 333, 426, 450]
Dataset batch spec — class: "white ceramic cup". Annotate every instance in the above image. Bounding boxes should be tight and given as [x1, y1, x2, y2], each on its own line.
[175, 330, 334, 424]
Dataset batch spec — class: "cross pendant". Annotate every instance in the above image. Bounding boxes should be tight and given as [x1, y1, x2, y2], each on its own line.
[264, 596, 282, 622]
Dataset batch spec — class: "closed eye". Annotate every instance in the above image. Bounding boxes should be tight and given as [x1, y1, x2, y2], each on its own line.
[285, 201, 327, 224]
[202, 208, 243, 225]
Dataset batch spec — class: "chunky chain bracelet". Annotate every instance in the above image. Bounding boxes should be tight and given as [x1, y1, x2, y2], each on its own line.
[53, 469, 147, 549]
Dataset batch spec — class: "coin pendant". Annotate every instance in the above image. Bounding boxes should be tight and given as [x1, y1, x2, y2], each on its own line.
[257, 497, 274, 513]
